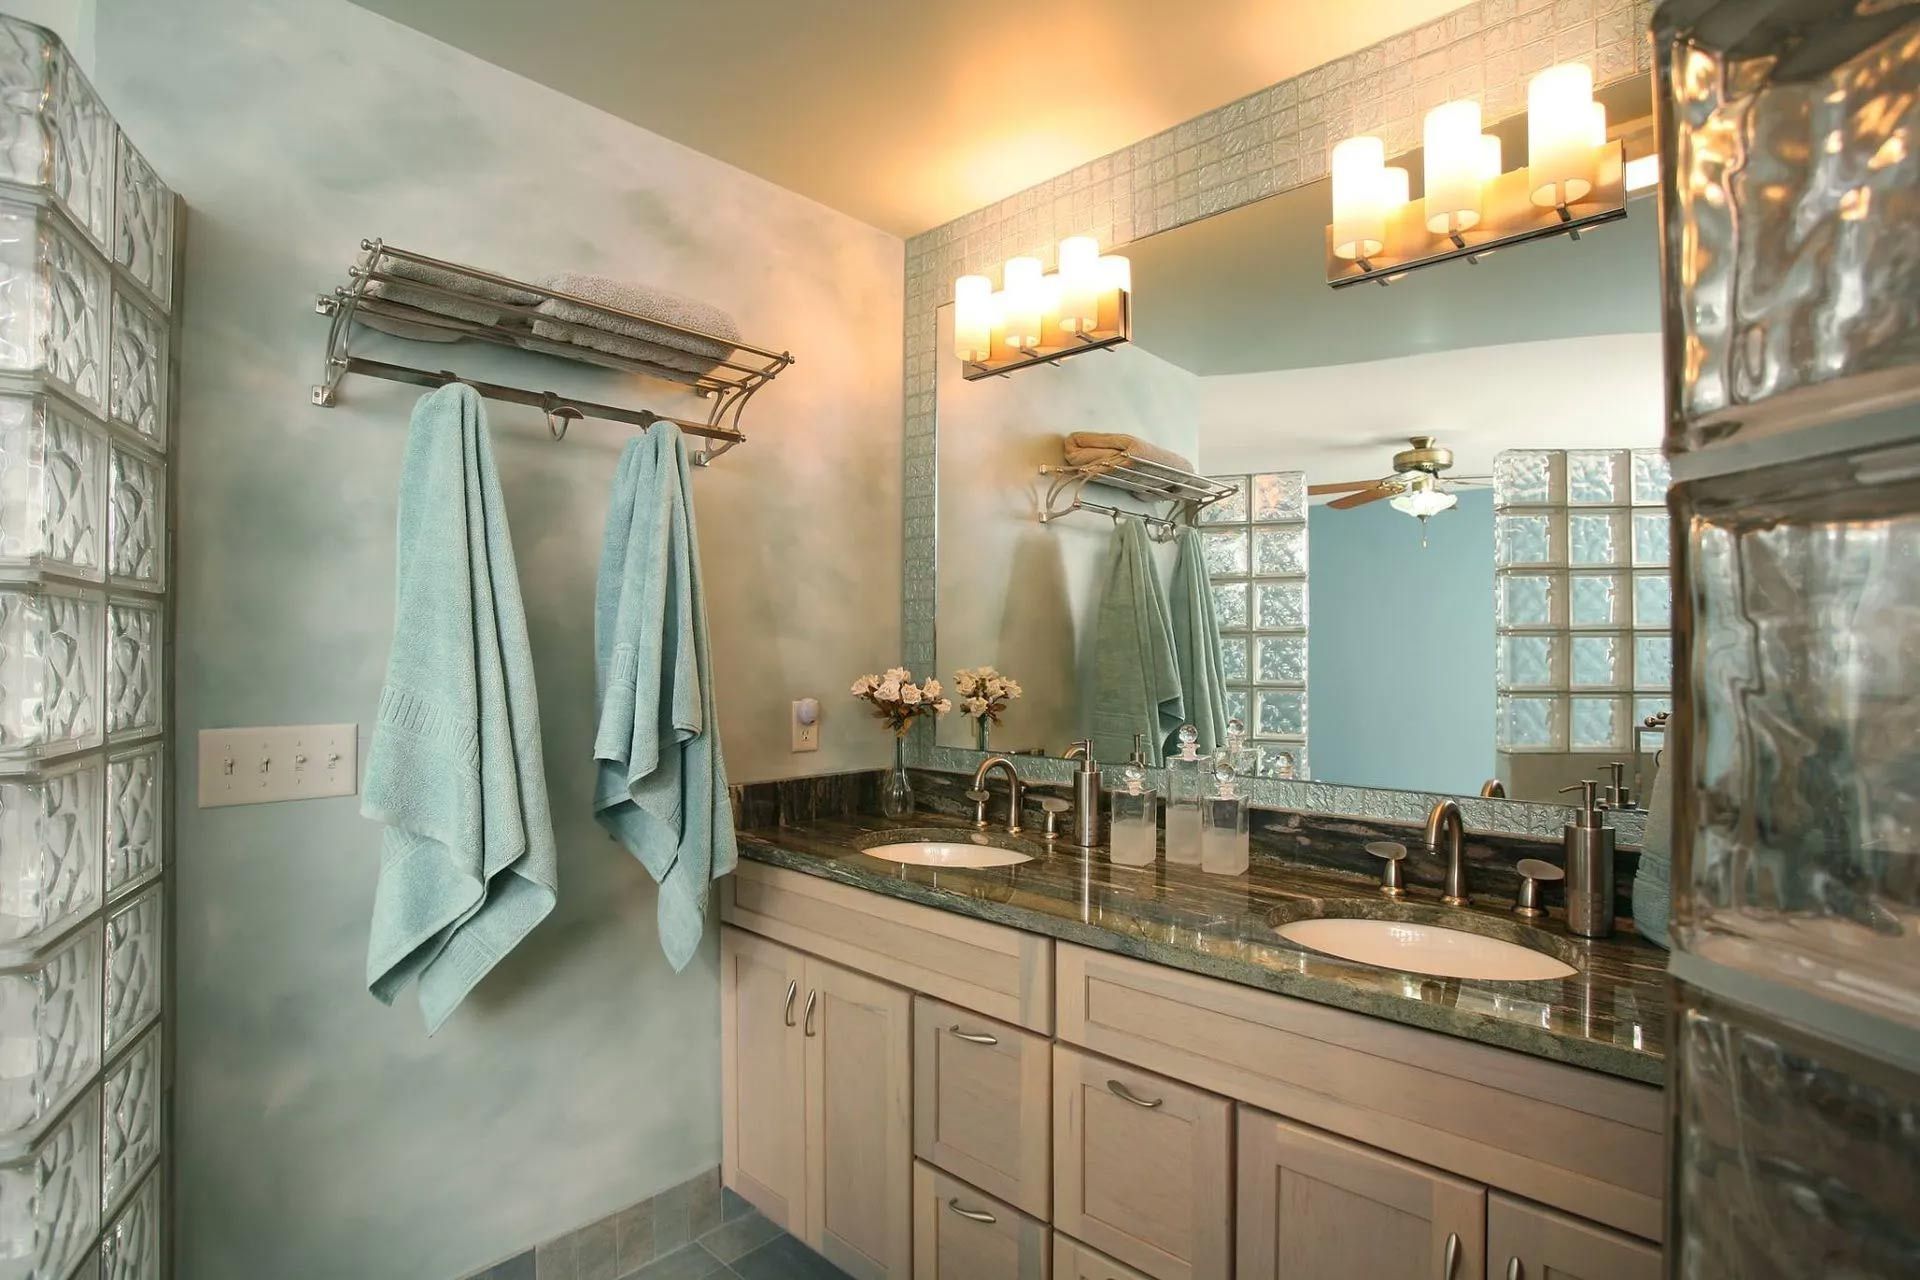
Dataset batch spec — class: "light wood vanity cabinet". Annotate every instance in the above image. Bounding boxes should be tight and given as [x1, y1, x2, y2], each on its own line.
[912, 996, 1052, 1219]
[1486, 1193, 1662, 1280]
[1054, 1234, 1155, 1280]
[913, 1160, 1050, 1280]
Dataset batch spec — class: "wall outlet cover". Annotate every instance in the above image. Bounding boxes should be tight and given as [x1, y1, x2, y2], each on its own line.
[792, 698, 821, 753]
[198, 724, 358, 808]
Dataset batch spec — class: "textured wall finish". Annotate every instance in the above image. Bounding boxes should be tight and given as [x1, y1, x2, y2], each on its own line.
[86, 0, 902, 1276]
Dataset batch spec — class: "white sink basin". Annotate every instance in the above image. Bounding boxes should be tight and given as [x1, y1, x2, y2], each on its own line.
[862, 840, 1032, 869]
[1276, 917, 1577, 981]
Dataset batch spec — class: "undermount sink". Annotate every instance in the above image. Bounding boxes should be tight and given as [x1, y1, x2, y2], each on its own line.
[860, 840, 1033, 869]
[1276, 915, 1578, 982]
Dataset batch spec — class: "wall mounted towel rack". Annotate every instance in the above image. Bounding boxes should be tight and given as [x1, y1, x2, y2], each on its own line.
[1038, 453, 1237, 541]
[310, 239, 795, 463]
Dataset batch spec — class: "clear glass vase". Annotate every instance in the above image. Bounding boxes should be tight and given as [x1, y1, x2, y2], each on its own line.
[972, 717, 991, 752]
[880, 735, 914, 819]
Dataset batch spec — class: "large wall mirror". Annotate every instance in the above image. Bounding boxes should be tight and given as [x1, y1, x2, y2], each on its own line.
[929, 89, 1666, 809]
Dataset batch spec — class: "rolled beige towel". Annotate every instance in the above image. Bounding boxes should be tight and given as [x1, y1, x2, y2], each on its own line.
[1063, 431, 1195, 474]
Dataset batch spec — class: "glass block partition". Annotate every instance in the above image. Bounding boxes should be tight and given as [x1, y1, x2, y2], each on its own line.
[1200, 472, 1308, 778]
[0, 17, 175, 1280]
[1492, 449, 1671, 757]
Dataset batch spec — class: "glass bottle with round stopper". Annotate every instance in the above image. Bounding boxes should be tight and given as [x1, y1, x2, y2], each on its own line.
[1166, 724, 1206, 865]
[1110, 763, 1158, 868]
[1201, 758, 1250, 876]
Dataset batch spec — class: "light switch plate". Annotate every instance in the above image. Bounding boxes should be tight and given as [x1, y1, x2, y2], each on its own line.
[198, 724, 358, 808]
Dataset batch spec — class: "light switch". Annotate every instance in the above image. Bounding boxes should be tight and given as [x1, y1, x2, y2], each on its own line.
[792, 698, 820, 753]
[198, 724, 358, 807]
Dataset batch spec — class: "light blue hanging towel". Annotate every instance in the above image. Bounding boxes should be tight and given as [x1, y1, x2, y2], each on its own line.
[363, 384, 558, 1033]
[1169, 527, 1230, 756]
[593, 424, 737, 971]
[1088, 515, 1185, 765]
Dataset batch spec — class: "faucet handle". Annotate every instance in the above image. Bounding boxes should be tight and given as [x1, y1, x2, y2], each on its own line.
[1513, 857, 1564, 919]
[1366, 841, 1408, 898]
[965, 788, 991, 830]
[1037, 796, 1071, 839]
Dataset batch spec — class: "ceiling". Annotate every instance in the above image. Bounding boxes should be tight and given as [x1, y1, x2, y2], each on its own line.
[348, 0, 1465, 236]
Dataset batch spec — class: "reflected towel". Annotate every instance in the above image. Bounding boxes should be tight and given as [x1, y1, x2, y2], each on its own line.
[592, 424, 737, 971]
[532, 272, 743, 378]
[1169, 528, 1230, 756]
[1631, 753, 1672, 949]
[1063, 431, 1194, 474]
[362, 385, 558, 1033]
[1089, 516, 1185, 765]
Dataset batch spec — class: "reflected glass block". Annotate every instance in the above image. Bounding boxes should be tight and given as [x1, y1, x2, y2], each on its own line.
[0, 918, 98, 1141]
[101, 1027, 157, 1216]
[1496, 633, 1560, 690]
[1570, 696, 1627, 750]
[1251, 472, 1306, 522]
[1497, 694, 1563, 750]
[1571, 634, 1624, 689]
[104, 598, 158, 740]
[1217, 637, 1247, 683]
[1256, 690, 1305, 737]
[1495, 513, 1557, 566]
[1634, 634, 1672, 691]
[106, 446, 161, 588]
[113, 134, 172, 310]
[1494, 450, 1557, 507]
[1199, 478, 1246, 524]
[1495, 572, 1560, 629]
[1252, 525, 1306, 576]
[1223, 690, 1248, 728]
[1210, 582, 1247, 630]
[1254, 581, 1306, 629]
[0, 1088, 99, 1280]
[0, 200, 110, 415]
[0, 394, 105, 580]
[1633, 571, 1671, 628]
[1568, 511, 1626, 565]
[1255, 634, 1306, 685]
[0, 756, 100, 954]
[100, 1168, 157, 1280]
[106, 291, 164, 445]
[0, 585, 103, 763]
[1567, 450, 1624, 505]
[1201, 529, 1247, 576]
[1632, 513, 1669, 567]
[1569, 572, 1626, 628]
[105, 746, 159, 897]
[103, 887, 160, 1054]
[1630, 449, 1670, 506]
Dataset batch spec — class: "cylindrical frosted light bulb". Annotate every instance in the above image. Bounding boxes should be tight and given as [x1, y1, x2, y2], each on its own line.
[1331, 135, 1389, 260]
[1057, 236, 1101, 334]
[953, 274, 993, 363]
[1528, 63, 1601, 207]
[1001, 256, 1044, 349]
[1424, 100, 1487, 234]
[1098, 254, 1131, 294]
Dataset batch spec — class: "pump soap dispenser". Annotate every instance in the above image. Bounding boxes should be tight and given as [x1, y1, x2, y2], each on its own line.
[1560, 779, 1616, 938]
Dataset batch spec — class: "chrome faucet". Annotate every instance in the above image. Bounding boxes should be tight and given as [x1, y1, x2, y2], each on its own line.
[1423, 799, 1470, 907]
[970, 755, 1025, 835]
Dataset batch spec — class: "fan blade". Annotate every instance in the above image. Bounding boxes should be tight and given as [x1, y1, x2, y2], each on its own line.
[1308, 479, 1384, 495]
[1329, 485, 1395, 509]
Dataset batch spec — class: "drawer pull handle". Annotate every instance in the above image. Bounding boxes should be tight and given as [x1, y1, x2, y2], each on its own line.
[946, 1198, 997, 1224]
[1506, 1259, 1521, 1280]
[1107, 1079, 1164, 1109]
[803, 989, 818, 1037]
[949, 1026, 999, 1045]
[782, 980, 797, 1028]
[1443, 1232, 1459, 1279]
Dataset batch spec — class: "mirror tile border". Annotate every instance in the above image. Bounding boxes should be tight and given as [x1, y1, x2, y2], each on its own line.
[899, 0, 1654, 843]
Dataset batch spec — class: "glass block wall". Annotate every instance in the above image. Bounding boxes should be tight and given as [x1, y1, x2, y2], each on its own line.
[1199, 472, 1308, 778]
[0, 17, 175, 1280]
[1492, 449, 1671, 757]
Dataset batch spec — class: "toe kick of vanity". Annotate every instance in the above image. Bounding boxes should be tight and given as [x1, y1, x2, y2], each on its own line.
[720, 859, 1664, 1280]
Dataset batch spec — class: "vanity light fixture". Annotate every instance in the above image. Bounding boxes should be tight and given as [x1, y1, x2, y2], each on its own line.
[953, 237, 1132, 379]
[1325, 63, 1629, 288]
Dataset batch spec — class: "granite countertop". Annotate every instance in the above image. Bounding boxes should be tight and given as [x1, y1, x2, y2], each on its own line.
[736, 811, 1668, 1085]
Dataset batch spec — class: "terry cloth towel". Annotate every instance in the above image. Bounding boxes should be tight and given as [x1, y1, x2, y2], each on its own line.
[364, 254, 544, 328]
[1169, 528, 1230, 756]
[531, 272, 743, 378]
[1631, 751, 1673, 949]
[362, 384, 558, 1033]
[1063, 431, 1195, 474]
[1089, 515, 1185, 766]
[592, 423, 737, 971]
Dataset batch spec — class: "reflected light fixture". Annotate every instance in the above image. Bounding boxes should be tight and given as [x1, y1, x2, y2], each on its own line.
[953, 237, 1132, 379]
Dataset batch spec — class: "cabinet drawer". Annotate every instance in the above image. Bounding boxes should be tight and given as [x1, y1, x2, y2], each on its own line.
[1055, 1234, 1154, 1280]
[1488, 1192, 1661, 1280]
[1053, 1044, 1232, 1280]
[913, 1161, 1049, 1280]
[723, 860, 1053, 1032]
[914, 996, 1052, 1219]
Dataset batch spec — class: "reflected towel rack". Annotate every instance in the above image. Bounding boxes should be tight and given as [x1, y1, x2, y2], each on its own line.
[1038, 453, 1237, 541]
[310, 239, 795, 463]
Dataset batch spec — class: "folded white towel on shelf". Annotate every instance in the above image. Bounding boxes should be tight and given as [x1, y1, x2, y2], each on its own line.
[531, 272, 743, 377]
[364, 256, 544, 328]
[1062, 431, 1195, 474]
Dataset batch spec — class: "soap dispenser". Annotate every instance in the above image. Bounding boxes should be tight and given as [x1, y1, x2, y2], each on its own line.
[1110, 764, 1158, 867]
[1560, 779, 1616, 938]
[1166, 724, 1206, 865]
[1201, 759, 1250, 876]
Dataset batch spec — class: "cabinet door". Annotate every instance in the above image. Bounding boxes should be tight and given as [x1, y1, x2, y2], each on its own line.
[721, 928, 808, 1231]
[913, 994, 1052, 1219]
[1053, 1044, 1233, 1280]
[805, 955, 914, 1280]
[1055, 1233, 1154, 1280]
[1238, 1106, 1486, 1280]
[1487, 1193, 1661, 1280]
[913, 1161, 1050, 1280]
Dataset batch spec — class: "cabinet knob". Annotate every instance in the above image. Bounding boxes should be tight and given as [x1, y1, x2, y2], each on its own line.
[782, 979, 797, 1027]
[802, 988, 818, 1037]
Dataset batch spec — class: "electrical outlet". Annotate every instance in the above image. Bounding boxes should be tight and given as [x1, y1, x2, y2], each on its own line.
[198, 724, 358, 808]
[792, 698, 821, 753]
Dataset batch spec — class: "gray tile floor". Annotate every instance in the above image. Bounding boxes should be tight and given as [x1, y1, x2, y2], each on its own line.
[621, 1194, 850, 1280]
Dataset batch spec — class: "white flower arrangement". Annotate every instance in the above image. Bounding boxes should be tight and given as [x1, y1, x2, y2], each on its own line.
[953, 666, 1023, 725]
[851, 666, 952, 737]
